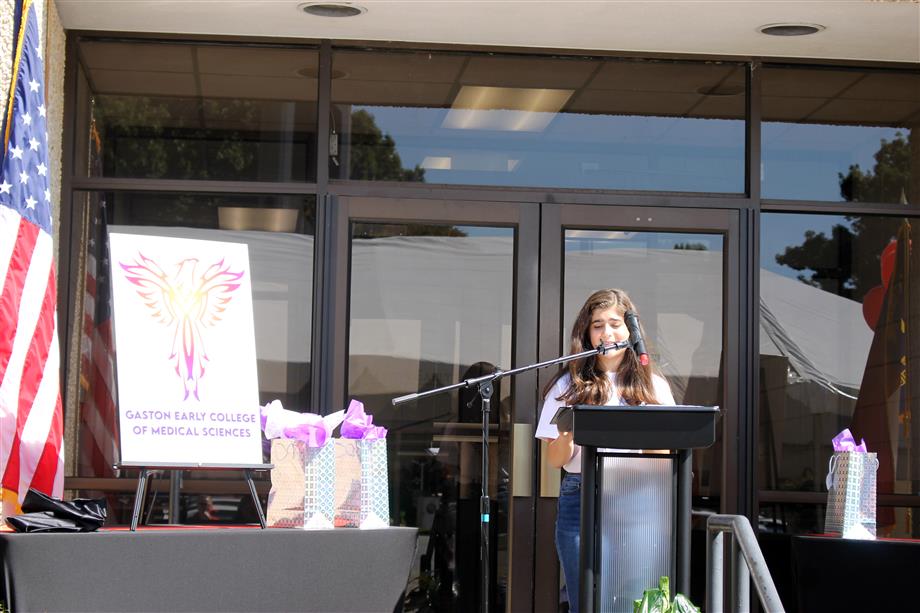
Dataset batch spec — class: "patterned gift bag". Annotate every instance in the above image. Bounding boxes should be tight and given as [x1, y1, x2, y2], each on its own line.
[358, 438, 390, 529]
[824, 451, 878, 538]
[334, 439, 362, 527]
[267, 439, 335, 529]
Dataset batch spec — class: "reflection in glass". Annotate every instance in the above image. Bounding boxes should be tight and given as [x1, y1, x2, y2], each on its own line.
[562, 229, 724, 411]
[348, 222, 514, 612]
[760, 212, 920, 538]
[77, 40, 318, 181]
[562, 228, 724, 607]
[332, 50, 746, 192]
[762, 67, 919, 204]
[561, 232, 724, 489]
[73, 191, 315, 524]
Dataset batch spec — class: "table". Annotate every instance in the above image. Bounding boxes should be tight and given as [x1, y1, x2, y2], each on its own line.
[792, 534, 920, 612]
[0, 526, 417, 612]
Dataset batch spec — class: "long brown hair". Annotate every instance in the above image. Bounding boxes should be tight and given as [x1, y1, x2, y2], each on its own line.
[543, 288, 659, 406]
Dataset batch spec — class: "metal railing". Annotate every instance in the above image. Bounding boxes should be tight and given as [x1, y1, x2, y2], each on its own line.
[706, 514, 785, 613]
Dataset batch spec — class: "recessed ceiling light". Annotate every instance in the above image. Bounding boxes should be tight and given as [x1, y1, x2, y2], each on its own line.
[299, 3, 366, 18]
[443, 86, 574, 132]
[758, 23, 825, 36]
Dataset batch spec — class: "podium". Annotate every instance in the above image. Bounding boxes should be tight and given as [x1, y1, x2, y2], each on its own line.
[573, 404, 719, 613]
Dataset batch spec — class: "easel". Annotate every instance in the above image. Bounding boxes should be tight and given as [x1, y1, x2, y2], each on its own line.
[123, 462, 272, 531]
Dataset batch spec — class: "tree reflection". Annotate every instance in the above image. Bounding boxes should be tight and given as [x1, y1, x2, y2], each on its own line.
[348, 109, 425, 182]
[776, 133, 913, 299]
[94, 96, 260, 179]
[839, 131, 912, 204]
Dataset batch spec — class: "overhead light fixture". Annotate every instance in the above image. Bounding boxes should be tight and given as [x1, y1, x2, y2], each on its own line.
[420, 156, 452, 170]
[218, 207, 298, 232]
[442, 86, 574, 132]
[758, 23, 825, 36]
[420, 154, 521, 173]
[298, 2, 366, 18]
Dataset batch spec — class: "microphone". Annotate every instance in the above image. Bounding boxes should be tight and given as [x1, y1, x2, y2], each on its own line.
[623, 310, 649, 366]
[598, 339, 630, 354]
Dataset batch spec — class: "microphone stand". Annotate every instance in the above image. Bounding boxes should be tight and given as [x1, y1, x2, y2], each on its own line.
[392, 339, 631, 613]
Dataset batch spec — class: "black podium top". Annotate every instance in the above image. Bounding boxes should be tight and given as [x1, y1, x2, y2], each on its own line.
[572, 404, 719, 450]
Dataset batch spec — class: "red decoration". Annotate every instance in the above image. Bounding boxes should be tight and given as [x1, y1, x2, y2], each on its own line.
[862, 284, 885, 329]
[881, 240, 897, 288]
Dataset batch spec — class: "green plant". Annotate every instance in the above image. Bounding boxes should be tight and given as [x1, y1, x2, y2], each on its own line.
[633, 576, 700, 613]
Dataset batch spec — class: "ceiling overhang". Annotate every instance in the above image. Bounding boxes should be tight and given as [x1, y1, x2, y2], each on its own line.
[56, 1, 920, 64]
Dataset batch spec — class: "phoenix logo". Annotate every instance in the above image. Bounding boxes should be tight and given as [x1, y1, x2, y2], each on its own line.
[120, 253, 244, 400]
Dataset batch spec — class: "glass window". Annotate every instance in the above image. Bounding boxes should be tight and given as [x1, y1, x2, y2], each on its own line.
[762, 67, 920, 204]
[332, 50, 746, 193]
[562, 228, 724, 606]
[562, 229, 724, 496]
[347, 222, 514, 611]
[73, 190, 315, 524]
[760, 212, 920, 537]
[78, 40, 318, 181]
[562, 229, 725, 381]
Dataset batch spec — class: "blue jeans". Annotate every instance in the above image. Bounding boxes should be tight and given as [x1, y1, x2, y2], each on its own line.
[555, 472, 581, 613]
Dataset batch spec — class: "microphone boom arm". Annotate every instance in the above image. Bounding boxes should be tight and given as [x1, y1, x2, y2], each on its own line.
[391, 339, 630, 406]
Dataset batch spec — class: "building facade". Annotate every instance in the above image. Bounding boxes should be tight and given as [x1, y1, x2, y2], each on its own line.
[4, 1, 920, 610]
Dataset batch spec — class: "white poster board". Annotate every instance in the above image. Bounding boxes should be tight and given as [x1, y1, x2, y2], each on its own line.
[108, 232, 263, 467]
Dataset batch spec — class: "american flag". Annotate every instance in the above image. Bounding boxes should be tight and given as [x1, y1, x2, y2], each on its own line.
[0, 0, 65, 517]
[78, 195, 118, 479]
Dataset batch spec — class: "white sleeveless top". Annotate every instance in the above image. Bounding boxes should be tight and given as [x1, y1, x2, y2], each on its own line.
[534, 371, 675, 473]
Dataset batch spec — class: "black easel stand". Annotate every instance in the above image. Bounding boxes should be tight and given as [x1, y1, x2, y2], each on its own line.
[392, 340, 631, 613]
[124, 463, 271, 531]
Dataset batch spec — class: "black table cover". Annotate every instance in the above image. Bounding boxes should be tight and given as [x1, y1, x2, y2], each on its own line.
[792, 534, 920, 612]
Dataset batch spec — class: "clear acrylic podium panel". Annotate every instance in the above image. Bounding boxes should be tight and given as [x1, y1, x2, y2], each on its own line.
[573, 405, 717, 612]
[598, 454, 674, 613]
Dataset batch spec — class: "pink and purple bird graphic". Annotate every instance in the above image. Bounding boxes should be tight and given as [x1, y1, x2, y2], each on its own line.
[120, 253, 244, 401]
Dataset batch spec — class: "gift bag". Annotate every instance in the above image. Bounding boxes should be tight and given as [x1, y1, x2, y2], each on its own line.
[261, 398, 389, 529]
[824, 450, 879, 538]
[267, 439, 336, 529]
[358, 438, 390, 529]
[333, 439, 362, 527]
[328, 438, 389, 528]
[340, 400, 390, 529]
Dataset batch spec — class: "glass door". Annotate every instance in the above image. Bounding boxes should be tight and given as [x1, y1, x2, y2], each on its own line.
[535, 202, 742, 607]
[328, 196, 539, 613]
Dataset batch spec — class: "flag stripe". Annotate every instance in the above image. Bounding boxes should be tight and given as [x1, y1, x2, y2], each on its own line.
[18, 321, 61, 494]
[0, 215, 38, 376]
[77, 196, 119, 480]
[0, 0, 64, 514]
[16, 264, 56, 425]
[92, 352, 117, 433]
[1, 232, 53, 493]
[85, 339, 117, 442]
[85, 256, 96, 298]
[0, 207, 22, 296]
[31, 425, 63, 494]
[0, 214, 40, 475]
[80, 427, 112, 478]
